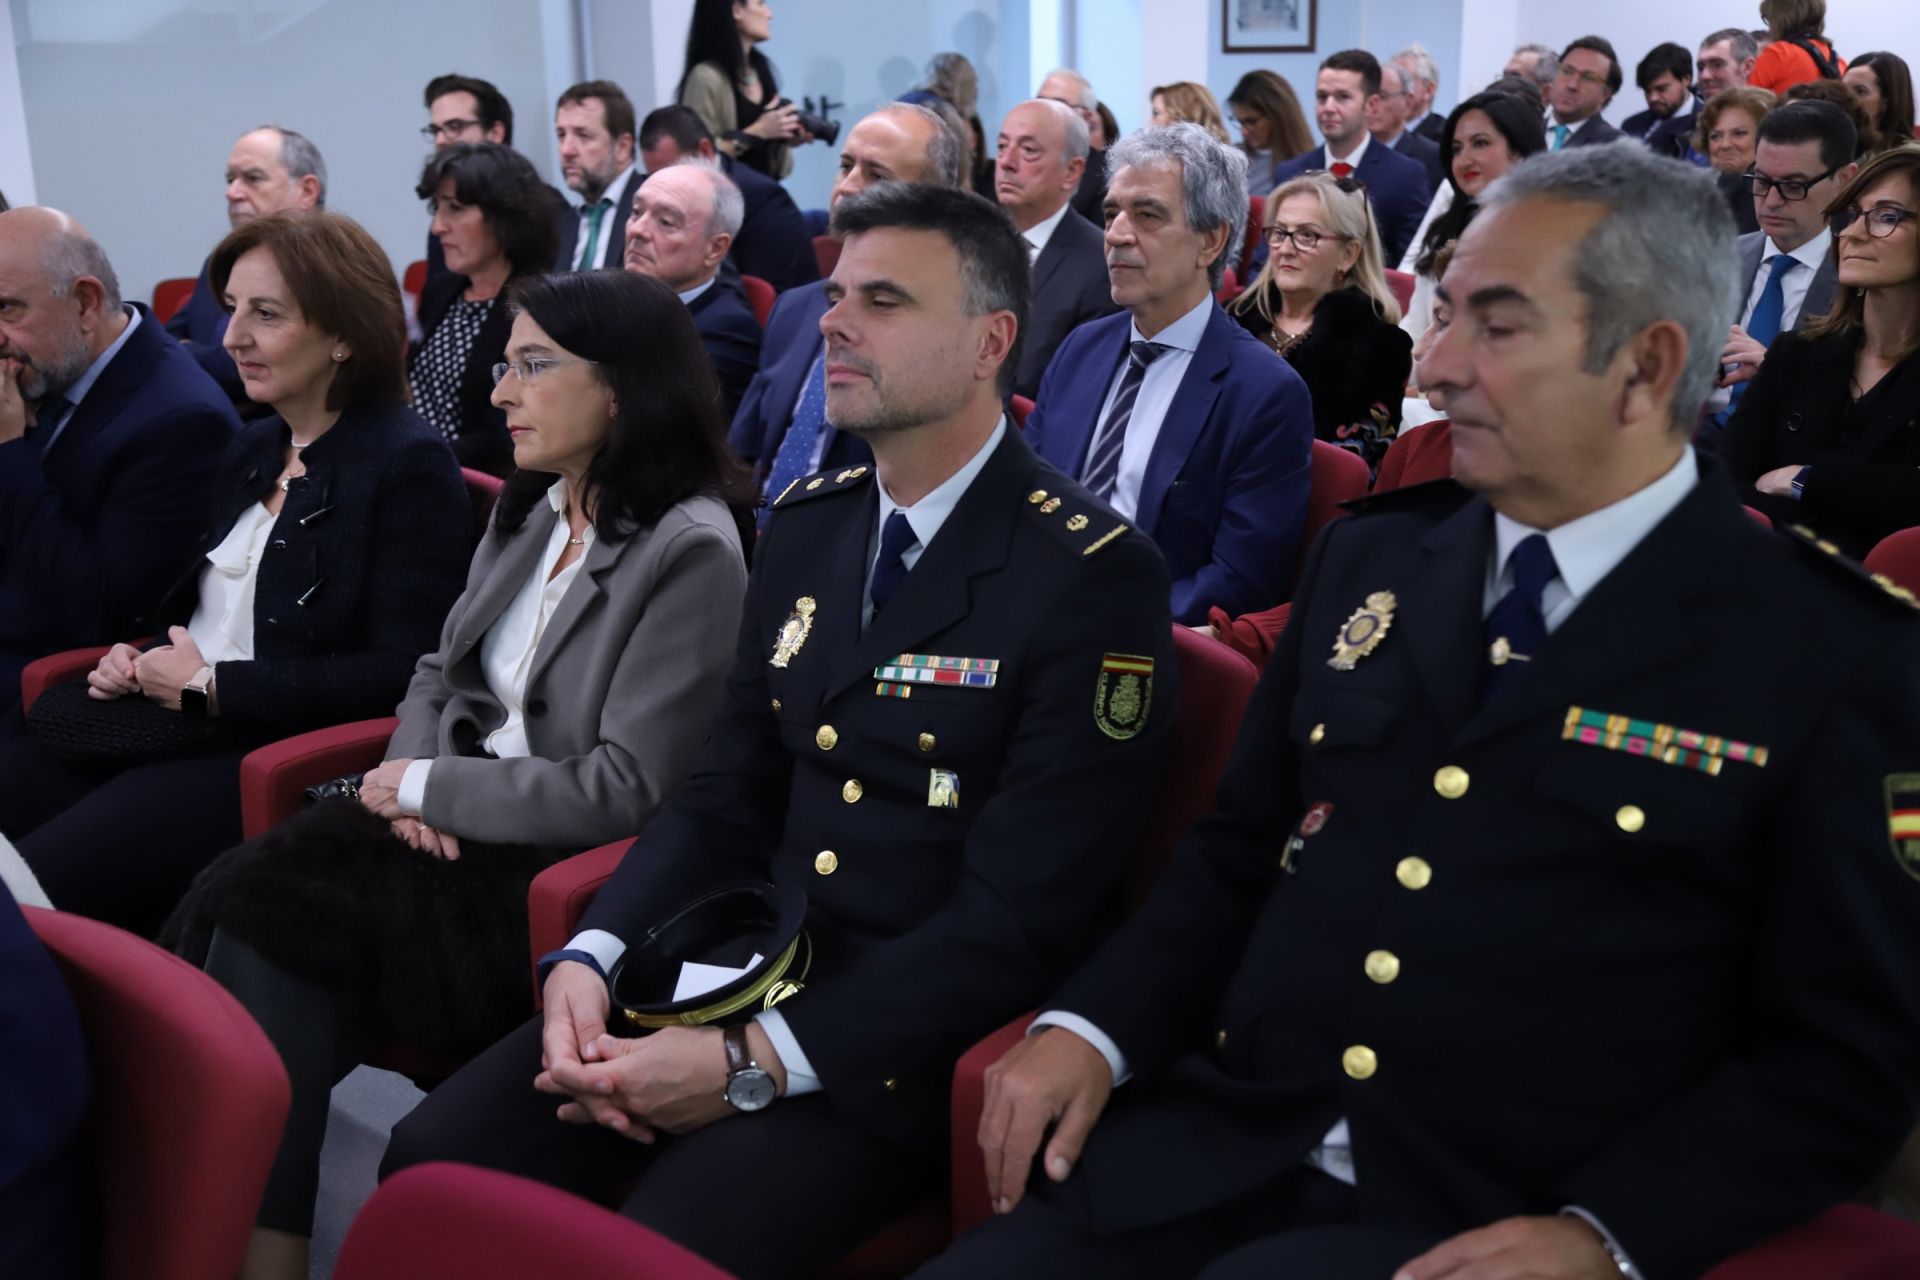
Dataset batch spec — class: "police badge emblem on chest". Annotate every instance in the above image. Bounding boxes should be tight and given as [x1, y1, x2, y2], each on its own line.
[1328, 591, 1398, 671]
[770, 597, 816, 668]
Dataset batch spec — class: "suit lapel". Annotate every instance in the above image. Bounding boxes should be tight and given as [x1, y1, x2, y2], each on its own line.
[1062, 320, 1132, 475]
[1738, 236, 1763, 306]
[1135, 305, 1227, 536]
[1801, 256, 1838, 328]
[1031, 230, 1070, 297]
[527, 533, 619, 691]
[1843, 351, 1920, 458]
[450, 506, 556, 666]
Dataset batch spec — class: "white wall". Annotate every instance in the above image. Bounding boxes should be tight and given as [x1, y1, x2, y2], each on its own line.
[1209, 0, 1466, 123]
[0, 2, 32, 206]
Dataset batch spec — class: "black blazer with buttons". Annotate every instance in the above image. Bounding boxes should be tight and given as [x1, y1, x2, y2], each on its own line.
[1045, 461, 1920, 1276]
[1722, 327, 1920, 557]
[144, 402, 470, 731]
[578, 427, 1179, 1150]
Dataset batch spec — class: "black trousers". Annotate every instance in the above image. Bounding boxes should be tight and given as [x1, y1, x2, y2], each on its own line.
[382, 1015, 940, 1280]
[0, 733, 249, 937]
[912, 1161, 1437, 1280]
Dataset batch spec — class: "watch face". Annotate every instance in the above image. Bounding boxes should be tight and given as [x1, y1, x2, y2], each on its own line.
[726, 1067, 777, 1112]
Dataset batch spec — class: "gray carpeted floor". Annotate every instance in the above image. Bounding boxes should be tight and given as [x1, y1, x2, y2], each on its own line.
[309, 1066, 425, 1279]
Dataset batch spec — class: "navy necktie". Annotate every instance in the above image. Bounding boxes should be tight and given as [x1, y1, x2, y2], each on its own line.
[1721, 254, 1796, 424]
[1482, 533, 1560, 703]
[759, 354, 829, 529]
[27, 394, 73, 456]
[1081, 341, 1170, 502]
[868, 511, 918, 617]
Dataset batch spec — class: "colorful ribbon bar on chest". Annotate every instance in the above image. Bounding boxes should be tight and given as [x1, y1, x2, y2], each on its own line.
[1562, 706, 1770, 774]
[874, 654, 1001, 689]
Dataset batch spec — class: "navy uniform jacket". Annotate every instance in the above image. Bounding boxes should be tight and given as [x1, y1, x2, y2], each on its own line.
[1049, 461, 1920, 1277]
[579, 427, 1178, 1149]
[0, 307, 238, 709]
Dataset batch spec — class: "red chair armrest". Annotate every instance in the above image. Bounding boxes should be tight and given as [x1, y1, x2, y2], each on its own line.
[950, 1011, 1039, 1234]
[527, 838, 631, 1001]
[20, 645, 115, 709]
[1701, 1205, 1920, 1279]
[238, 717, 398, 840]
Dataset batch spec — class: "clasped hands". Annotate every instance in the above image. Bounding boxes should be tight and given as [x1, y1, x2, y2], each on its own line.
[87, 627, 207, 708]
[978, 1027, 1619, 1280]
[531, 961, 788, 1142]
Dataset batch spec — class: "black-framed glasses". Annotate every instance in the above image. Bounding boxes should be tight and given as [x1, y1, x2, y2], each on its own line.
[1744, 166, 1840, 202]
[1829, 205, 1919, 239]
[1266, 225, 1346, 251]
[421, 119, 480, 142]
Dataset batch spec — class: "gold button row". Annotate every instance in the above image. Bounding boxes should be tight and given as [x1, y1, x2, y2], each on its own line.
[1342, 1044, 1377, 1080]
[1433, 765, 1469, 799]
[814, 850, 838, 875]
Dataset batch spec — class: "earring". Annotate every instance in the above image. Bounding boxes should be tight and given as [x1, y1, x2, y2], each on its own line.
[332, 350, 347, 361]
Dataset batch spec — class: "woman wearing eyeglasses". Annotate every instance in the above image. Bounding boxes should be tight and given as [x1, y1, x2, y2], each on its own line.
[164, 270, 752, 1280]
[1227, 171, 1412, 466]
[1724, 148, 1920, 556]
[410, 142, 562, 477]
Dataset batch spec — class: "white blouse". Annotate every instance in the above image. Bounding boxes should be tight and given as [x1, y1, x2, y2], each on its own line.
[186, 501, 278, 664]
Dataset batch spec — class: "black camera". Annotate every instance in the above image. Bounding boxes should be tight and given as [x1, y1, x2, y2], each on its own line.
[796, 96, 842, 147]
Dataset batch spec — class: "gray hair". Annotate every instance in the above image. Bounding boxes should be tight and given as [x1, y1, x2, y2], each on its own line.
[875, 101, 964, 188]
[1025, 98, 1091, 166]
[1701, 27, 1761, 63]
[1394, 43, 1439, 91]
[671, 157, 745, 239]
[1041, 67, 1098, 113]
[1379, 62, 1409, 96]
[258, 123, 328, 207]
[42, 218, 122, 311]
[1479, 142, 1739, 429]
[1106, 123, 1248, 289]
[1512, 43, 1559, 89]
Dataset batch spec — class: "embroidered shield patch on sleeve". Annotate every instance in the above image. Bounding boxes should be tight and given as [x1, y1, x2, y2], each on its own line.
[1887, 774, 1920, 881]
[1095, 654, 1154, 740]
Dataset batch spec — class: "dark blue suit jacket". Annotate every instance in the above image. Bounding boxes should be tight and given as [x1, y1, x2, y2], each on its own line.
[727, 284, 871, 492]
[163, 258, 244, 401]
[1274, 141, 1432, 267]
[726, 155, 819, 293]
[688, 279, 763, 423]
[1025, 301, 1313, 624]
[0, 307, 239, 710]
[0, 888, 95, 1280]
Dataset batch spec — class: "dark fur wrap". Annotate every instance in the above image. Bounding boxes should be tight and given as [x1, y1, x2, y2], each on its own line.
[162, 799, 570, 1059]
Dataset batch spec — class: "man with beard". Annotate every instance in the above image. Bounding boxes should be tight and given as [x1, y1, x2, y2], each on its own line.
[0, 207, 238, 725]
[1624, 42, 1704, 161]
[554, 80, 644, 273]
[382, 182, 1178, 1280]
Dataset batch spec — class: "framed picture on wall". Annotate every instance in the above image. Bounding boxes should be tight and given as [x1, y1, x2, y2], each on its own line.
[1222, 0, 1316, 53]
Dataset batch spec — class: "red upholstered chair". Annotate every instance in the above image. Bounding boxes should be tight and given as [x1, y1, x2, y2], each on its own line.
[151, 276, 199, 325]
[741, 274, 777, 329]
[1239, 193, 1266, 279]
[1373, 418, 1453, 492]
[1294, 440, 1371, 590]
[238, 716, 400, 838]
[403, 259, 428, 310]
[1215, 265, 1240, 304]
[1743, 506, 1773, 530]
[1385, 269, 1416, 313]
[20, 644, 116, 708]
[1010, 395, 1034, 431]
[1865, 527, 1920, 594]
[1701, 1206, 1920, 1279]
[335, 1162, 737, 1280]
[461, 466, 505, 541]
[813, 235, 842, 278]
[26, 905, 290, 1280]
[951, 625, 1259, 1233]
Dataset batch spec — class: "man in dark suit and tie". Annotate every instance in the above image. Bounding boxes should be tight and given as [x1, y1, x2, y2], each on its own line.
[383, 182, 1179, 1280]
[0, 208, 239, 721]
[729, 103, 962, 519]
[1622, 43, 1702, 162]
[639, 106, 820, 294]
[554, 81, 645, 274]
[1393, 45, 1446, 144]
[995, 98, 1118, 399]
[921, 132, 1920, 1280]
[623, 162, 762, 421]
[1274, 50, 1432, 267]
[1547, 36, 1626, 151]
[1703, 99, 1855, 444]
[1039, 68, 1110, 225]
[1371, 61, 1446, 193]
[1027, 124, 1313, 625]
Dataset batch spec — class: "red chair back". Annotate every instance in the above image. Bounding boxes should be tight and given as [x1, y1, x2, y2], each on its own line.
[1373, 419, 1453, 492]
[812, 235, 841, 278]
[1743, 506, 1773, 530]
[740, 275, 777, 329]
[1240, 193, 1266, 278]
[1385, 269, 1416, 313]
[462, 467, 504, 542]
[240, 716, 399, 839]
[151, 277, 198, 325]
[25, 906, 290, 1280]
[1866, 527, 1920, 594]
[1701, 1205, 1920, 1280]
[403, 259, 428, 309]
[336, 1163, 738, 1280]
[1215, 265, 1240, 304]
[1010, 395, 1034, 431]
[1294, 440, 1372, 591]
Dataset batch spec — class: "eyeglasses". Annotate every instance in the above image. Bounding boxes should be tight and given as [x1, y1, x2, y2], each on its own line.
[1266, 225, 1346, 251]
[421, 119, 480, 142]
[1555, 66, 1610, 88]
[1744, 167, 1840, 202]
[491, 355, 597, 385]
[1829, 205, 1919, 239]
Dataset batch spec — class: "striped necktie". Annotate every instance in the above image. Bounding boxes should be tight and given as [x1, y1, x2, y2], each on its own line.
[1081, 341, 1170, 502]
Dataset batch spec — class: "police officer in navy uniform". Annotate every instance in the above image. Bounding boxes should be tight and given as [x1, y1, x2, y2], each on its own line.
[921, 144, 1920, 1280]
[382, 183, 1178, 1279]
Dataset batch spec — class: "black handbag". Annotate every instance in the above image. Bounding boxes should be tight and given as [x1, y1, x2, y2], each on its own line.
[27, 680, 236, 767]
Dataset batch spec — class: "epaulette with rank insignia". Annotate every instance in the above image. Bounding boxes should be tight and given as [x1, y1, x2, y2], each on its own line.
[1779, 522, 1920, 611]
[1338, 477, 1473, 517]
[769, 464, 872, 510]
[1021, 483, 1131, 558]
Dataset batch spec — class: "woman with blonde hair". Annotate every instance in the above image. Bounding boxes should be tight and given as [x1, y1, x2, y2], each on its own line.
[1150, 81, 1231, 145]
[1229, 172, 1411, 464]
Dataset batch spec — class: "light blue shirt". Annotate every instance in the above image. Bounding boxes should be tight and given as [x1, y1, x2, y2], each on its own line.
[1092, 294, 1213, 521]
[42, 305, 141, 455]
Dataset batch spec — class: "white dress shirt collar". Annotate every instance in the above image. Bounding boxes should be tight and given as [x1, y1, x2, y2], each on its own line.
[677, 277, 718, 307]
[1130, 290, 1213, 350]
[1326, 132, 1370, 170]
[875, 415, 1008, 564]
[1763, 226, 1832, 276]
[1023, 200, 1073, 262]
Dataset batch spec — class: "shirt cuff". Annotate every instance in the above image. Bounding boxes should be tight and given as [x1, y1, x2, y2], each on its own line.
[1560, 1206, 1644, 1280]
[1029, 1011, 1130, 1086]
[396, 758, 433, 817]
[564, 928, 628, 977]
[753, 1009, 821, 1095]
